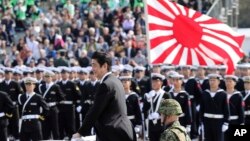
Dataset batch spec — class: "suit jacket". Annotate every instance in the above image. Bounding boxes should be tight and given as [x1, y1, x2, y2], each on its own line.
[78, 74, 136, 141]
[124, 47, 137, 59]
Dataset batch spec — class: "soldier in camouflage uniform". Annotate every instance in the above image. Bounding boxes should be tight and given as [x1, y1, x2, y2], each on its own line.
[158, 99, 191, 141]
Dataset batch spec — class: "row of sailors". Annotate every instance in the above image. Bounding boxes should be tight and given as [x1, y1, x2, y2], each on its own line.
[137, 73, 250, 141]
[1, 63, 250, 92]
[0, 67, 98, 141]
[1, 62, 250, 80]
[0, 64, 250, 140]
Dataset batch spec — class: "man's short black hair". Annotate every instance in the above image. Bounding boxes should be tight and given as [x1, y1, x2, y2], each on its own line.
[91, 51, 112, 71]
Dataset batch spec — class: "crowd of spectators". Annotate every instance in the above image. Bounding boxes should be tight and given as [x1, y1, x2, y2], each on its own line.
[0, 0, 215, 69]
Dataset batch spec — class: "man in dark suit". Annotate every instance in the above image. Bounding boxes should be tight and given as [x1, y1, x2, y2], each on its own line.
[72, 51, 136, 141]
[124, 39, 137, 59]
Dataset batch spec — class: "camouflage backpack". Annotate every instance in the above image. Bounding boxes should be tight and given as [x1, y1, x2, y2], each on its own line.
[171, 126, 191, 141]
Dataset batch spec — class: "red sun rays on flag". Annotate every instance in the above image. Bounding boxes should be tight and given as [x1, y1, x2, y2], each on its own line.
[146, 0, 245, 74]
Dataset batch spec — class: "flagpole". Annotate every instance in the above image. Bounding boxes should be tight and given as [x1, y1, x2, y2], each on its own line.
[143, 0, 151, 67]
[143, 0, 151, 140]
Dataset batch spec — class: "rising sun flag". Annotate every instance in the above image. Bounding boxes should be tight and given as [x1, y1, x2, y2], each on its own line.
[146, 0, 245, 74]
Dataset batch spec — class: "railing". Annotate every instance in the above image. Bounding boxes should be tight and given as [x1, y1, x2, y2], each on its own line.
[206, 0, 239, 28]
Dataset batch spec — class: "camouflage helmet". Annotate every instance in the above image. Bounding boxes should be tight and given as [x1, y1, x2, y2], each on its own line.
[158, 99, 183, 116]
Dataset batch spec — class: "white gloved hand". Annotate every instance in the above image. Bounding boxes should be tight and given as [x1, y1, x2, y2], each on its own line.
[145, 91, 156, 101]
[134, 125, 141, 133]
[71, 133, 84, 141]
[76, 106, 82, 113]
[151, 112, 160, 119]
[186, 125, 191, 133]
[222, 123, 228, 132]
[71, 138, 85, 141]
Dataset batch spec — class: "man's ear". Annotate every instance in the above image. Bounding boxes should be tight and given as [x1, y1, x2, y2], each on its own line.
[103, 63, 108, 70]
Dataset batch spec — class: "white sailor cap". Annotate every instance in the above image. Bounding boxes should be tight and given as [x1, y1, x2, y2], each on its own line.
[218, 65, 227, 70]
[0, 69, 4, 74]
[171, 73, 184, 80]
[22, 67, 33, 75]
[119, 75, 132, 81]
[151, 73, 165, 81]
[112, 65, 120, 73]
[161, 65, 175, 71]
[166, 71, 179, 78]
[122, 64, 133, 72]
[59, 67, 71, 73]
[237, 63, 250, 69]
[4, 67, 13, 73]
[190, 66, 198, 71]
[243, 76, 250, 83]
[86, 66, 92, 72]
[207, 73, 221, 79]
[13, 69, 22, 75]
[24, 77, 37, 84]
[70, 67, 80, 73]
[50, 67, 60, 73]
[224, 75, 238, 82]
[78, 68, 89, 74]
[44, 70, 55, 77]
[134, 66, 146, 72]
[207, 65, 219, 70]
[179, 65, 191, 69]
[197, 65, 207, 69]
[34, 67, 45, 73]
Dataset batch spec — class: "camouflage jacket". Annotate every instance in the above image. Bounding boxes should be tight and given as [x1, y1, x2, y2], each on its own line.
[160, 121, 191, 141]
